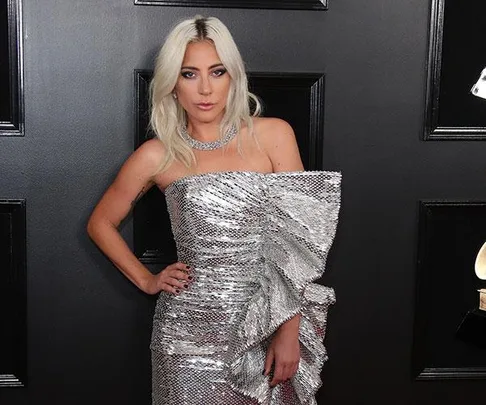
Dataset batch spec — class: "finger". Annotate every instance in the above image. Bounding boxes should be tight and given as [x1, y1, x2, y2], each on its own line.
[164, 269, 193, 283]
[270, 376, 282, 387]
[171, 267, 195, 281]
[281, 364, 293, 382]
[277, 364, 288, 383]
[283, 363, 296, 381]
[157, 271, 190, 290]
[169, 262, 192, 273]
[277, 362, 296, 385]
[270, 362, 284, 387]
[263, 349, 274, 376]
[165, 278, 190, 290]
[159, 283, 181, 295]
[290, 363, 299, 379]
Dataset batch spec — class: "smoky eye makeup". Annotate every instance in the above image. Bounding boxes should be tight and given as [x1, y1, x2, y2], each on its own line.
[179, 65, 227, 78]
[180, 70, 196, 78]
[212, 68, 227, 77]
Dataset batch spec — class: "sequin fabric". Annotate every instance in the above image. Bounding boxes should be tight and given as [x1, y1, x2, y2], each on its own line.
[151, 171, 341, 405]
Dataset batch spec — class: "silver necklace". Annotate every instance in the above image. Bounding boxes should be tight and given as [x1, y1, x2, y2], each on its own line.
[179, 125, 238, 151]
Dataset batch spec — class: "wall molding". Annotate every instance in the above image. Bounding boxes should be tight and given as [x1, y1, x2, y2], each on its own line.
[0, 0, 24, 136]
[413, 201, 486, 380]
[134, 0, 328, 11]
[424, 0, 486, 140]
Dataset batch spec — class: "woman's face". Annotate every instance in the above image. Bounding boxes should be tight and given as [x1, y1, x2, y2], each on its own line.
[174, 40, 231, 125]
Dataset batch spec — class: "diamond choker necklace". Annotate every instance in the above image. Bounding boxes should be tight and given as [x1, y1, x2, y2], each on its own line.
[179, 125, 238, 151]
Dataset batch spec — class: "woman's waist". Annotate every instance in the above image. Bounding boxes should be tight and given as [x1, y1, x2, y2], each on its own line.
[151, 292, 251, 354]
[153, 280, 260, 327]
[177, 251, 264, 274]
[151, 264, 262, 353]
[174, 236, 262, 260]
[154, 263, 261, 312]
[160, 274, 260, 303]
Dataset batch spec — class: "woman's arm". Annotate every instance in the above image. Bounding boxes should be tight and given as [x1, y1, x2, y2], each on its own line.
[87, 139, 191, 295]
[258, 118, 304, 386]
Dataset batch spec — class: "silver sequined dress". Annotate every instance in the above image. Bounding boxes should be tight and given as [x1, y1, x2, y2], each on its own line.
[150, 171, 341, 405]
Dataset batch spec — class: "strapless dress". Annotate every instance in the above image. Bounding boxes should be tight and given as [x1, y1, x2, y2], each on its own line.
[150, 171, 341, 405]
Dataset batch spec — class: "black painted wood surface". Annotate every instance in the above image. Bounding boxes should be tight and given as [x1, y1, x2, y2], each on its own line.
[0, 200, 26, 387]
[2, 0, 486, 404]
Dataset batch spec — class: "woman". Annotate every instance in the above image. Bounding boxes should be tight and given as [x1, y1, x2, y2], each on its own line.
[87, 16, 340, 405]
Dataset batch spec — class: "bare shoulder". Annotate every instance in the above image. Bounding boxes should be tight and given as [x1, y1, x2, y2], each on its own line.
[123, 138, 165, 176]
[109, 138, 166, 192]
[252, 117, 304, 172]
[253, 117, 295, 146]
[133, 138, 165, 165]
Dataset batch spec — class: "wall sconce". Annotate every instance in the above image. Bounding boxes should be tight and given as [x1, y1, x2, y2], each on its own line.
[471, 67, 486, 100]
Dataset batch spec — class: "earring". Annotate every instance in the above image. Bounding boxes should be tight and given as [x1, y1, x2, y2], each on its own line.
[172, 92, 178, 99]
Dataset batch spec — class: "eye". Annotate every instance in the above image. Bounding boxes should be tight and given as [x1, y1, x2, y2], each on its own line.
[212, 68, 227, 77]
[181, 71, 196, 79]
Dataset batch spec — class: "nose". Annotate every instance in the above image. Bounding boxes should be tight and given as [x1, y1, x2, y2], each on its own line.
[198, 76, 212, 95]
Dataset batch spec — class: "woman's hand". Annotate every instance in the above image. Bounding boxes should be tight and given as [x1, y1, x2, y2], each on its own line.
[264, 315, 301, 387]
[142, 262, 193, 295]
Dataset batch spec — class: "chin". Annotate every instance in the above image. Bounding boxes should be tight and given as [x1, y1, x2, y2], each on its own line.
[189, 110, 225, 124]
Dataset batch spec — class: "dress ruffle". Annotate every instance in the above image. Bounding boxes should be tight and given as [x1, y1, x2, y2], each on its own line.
[228, 171, 341, 405]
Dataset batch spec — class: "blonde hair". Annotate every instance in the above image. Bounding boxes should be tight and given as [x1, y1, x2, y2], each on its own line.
[149, 16, 261, 172]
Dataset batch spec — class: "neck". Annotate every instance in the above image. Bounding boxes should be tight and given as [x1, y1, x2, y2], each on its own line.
[186, 120, 221, 142]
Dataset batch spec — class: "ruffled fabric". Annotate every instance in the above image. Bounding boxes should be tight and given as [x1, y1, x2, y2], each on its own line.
[228, 171, 341, 405]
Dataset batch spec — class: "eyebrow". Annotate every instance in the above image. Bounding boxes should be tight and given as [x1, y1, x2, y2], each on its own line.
[180, 63, 225, 71]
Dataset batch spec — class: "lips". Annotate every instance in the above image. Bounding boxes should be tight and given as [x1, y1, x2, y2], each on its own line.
[196, 102, 215, 111]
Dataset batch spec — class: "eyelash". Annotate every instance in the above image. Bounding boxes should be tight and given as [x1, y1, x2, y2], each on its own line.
[181, 71, 195, 79]
[213, 68, 227, 77]
[180, 68, 227, 79]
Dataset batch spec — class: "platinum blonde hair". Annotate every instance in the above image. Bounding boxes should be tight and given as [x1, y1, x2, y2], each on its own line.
[149, 16, 261, 172]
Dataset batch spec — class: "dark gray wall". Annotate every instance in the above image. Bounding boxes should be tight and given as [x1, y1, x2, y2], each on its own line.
[2, 0, 486, 404]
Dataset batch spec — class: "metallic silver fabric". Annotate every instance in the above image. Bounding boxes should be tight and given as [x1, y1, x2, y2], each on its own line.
[151, 171, 341, 405]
